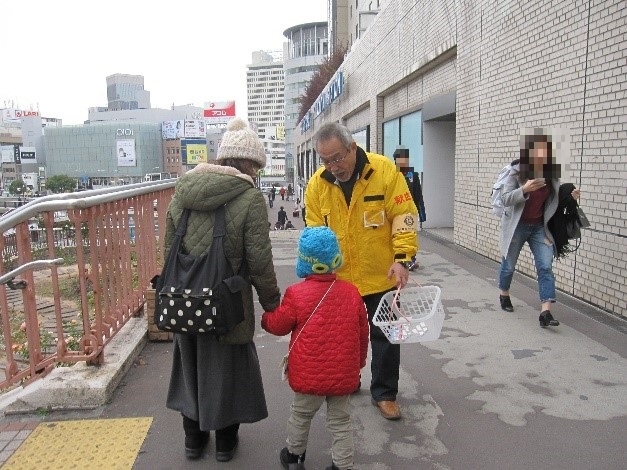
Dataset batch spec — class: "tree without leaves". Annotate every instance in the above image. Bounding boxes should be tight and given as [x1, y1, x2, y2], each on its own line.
[297, 43, 349, 123]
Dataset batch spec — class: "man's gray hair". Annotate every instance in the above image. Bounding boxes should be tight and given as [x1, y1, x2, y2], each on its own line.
[313, 122, 354, 150]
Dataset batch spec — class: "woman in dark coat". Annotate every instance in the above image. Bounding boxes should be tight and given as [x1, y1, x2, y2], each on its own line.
[164, 117, 281, 462]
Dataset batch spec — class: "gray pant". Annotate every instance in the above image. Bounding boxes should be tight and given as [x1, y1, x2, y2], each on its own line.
[287, 392, 354, 470]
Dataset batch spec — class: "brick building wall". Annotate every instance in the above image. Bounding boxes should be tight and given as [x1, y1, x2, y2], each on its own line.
[296, 0, 626, 317]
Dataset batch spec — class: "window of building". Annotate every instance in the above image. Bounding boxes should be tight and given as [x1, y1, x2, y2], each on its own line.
[383, 111, 423, 172]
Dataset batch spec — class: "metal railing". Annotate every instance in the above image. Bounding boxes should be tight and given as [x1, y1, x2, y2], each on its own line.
[0, 181, 175, 390]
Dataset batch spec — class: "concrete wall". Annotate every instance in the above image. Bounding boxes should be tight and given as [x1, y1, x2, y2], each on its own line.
[296, 0, 627, 317]
[423, 120, 455, 228]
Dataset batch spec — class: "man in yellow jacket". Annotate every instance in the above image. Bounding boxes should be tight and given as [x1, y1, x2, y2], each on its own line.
[305, 122, 418, 420]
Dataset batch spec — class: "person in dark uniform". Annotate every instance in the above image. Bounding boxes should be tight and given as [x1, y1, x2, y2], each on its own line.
[277, 206, 288, 230]
[393, 147, 426, 271]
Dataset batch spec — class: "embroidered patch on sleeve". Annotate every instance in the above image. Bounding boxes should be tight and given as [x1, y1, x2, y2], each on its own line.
[392, 213, 417, 233]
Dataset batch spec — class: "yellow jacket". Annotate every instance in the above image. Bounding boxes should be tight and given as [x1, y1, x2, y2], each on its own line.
[305, 149, 418, 296]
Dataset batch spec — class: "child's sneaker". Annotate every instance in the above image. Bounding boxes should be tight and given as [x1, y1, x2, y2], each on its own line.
[280, 447, 306, 470]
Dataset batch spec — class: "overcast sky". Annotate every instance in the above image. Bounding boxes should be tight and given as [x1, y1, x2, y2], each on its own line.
[1, 0, 327, 125]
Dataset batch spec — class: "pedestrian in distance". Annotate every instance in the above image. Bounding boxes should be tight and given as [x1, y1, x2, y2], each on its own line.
[393, 147, 426, 271]
[280, 186, 286, 200]
[497, 129, 580, 328]
[277, 206, 287, 230]
[268, 191, 274, 208]
[271, 185, 277, 201]
[262, 226, 369, 470]
[293, 198, 302, 218]
[305, 121, 418, 420]
[164, 117, 281, 462]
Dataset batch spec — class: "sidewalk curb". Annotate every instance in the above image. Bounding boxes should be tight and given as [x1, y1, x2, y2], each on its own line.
[0, 316, 147, 417]
[0, 230, 299, 417]
[269, 229, 301, 239]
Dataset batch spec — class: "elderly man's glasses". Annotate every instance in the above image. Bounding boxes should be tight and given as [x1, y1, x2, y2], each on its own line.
[319, 148, 350, 168]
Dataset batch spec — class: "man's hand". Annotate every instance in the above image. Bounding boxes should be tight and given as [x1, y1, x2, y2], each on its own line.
[388, 262, 409, 288]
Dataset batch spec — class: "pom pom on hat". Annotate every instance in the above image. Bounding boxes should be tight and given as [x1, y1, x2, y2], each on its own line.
[296, 227, 343, 278]
[217, 117, 267, 167]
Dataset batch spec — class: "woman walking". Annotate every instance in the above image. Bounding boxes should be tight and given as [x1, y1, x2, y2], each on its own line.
[498, 131, 580, 327]
[164, 117, 281, 462]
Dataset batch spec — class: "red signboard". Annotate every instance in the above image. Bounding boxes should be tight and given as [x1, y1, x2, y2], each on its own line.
[203, 101, 236, 124]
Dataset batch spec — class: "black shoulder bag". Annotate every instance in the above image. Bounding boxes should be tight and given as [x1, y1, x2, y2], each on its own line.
[154, 205, 248, 335]
[548, 183, 590, 260]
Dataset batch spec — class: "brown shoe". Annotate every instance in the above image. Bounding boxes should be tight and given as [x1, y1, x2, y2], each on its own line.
[373, 399, 401, 420]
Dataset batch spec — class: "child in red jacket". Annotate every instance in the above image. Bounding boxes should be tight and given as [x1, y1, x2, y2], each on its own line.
[262, 226, 369, 470]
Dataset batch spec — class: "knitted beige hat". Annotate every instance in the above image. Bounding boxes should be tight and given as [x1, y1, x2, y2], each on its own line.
[216, 117, 266, 167]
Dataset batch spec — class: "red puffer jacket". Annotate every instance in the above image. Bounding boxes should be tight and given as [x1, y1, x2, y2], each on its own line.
[262, 273, 369, 396]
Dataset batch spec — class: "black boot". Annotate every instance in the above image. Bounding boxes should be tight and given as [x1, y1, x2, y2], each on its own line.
[539, 310, 559, 327]
[280, 447, 306, 470]
[183, 415, 209, 460]
[215, 423, 239, 462]
[499, 295, 514, 312]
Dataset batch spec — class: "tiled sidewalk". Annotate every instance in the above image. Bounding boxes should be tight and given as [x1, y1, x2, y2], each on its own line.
[0, 420, 40, 467]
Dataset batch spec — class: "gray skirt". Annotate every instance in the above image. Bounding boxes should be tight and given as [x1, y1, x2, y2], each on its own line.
[166, 334, 268, 431]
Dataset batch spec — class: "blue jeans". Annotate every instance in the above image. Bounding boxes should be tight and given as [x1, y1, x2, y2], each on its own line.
[364, 291, 400, 401]
[499, 222, 556, 303]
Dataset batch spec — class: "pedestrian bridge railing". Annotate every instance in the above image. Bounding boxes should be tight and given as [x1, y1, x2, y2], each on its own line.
[0, 181, 175, 391]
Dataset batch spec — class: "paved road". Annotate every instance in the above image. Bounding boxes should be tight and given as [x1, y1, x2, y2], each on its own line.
[3, 208, 627, 469]
[107, 227, 627, 469]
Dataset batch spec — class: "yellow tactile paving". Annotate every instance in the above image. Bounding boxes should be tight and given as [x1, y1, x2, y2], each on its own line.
[2, 417, 153, 469]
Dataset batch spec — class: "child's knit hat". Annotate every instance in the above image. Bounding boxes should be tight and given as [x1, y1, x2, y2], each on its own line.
[296, 226, 343, 278]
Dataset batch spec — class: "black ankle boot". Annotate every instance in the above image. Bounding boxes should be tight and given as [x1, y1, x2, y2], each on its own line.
[215, 423, 240, 462]
[500, 295, 514, 312]
[539, 310, 559, 327]
[280, 447, 306, 469]
[183, 415, 209, 459]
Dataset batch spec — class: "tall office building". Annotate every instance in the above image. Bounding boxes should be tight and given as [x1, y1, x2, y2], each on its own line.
[283, 22, 328, 190]
[106, 74, 151, 111]
[246, 51, 285, 177]
[329, 0, 387, 53]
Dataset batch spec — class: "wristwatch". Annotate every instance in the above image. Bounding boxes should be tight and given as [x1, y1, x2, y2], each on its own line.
[398, 261, 411, 269]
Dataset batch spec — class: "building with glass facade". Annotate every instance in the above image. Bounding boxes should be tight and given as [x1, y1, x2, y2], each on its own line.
[283, 22, 328, 196]
[44, 122, 162, 187]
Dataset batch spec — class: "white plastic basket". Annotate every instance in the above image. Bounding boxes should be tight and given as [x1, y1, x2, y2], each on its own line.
[373, 285, 444, 344]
